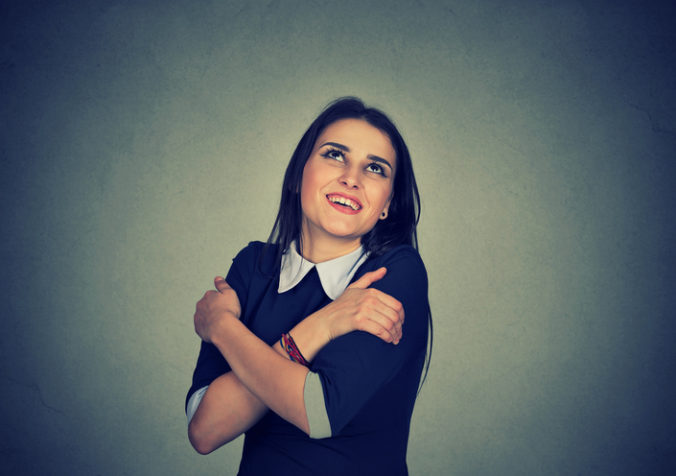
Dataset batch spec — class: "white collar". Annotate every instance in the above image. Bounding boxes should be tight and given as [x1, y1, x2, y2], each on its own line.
[278, 241, 369, 299]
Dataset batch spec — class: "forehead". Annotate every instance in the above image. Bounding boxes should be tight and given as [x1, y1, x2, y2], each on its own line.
[315, 119, 396, 165]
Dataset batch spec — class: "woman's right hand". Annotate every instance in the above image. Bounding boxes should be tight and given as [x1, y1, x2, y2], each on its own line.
[317, 267, 404, 345]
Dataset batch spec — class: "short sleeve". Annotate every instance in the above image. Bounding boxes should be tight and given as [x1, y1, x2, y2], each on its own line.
[185, 241, 263, 412]
[310, 246, 429, 435]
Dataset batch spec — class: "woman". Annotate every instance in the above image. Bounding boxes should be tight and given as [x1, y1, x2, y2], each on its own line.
[187, 97, 431, 475]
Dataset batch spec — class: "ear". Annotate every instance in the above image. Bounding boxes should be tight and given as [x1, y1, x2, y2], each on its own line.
[379, 196, 392, 220]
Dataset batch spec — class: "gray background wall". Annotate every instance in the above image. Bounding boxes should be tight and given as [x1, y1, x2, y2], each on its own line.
[2, 1, 675, 475]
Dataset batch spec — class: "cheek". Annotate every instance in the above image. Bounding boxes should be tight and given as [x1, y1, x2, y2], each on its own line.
[368, 183, 393, 210]
[301, 161, 335, 201]
[299, 166, 320, 211]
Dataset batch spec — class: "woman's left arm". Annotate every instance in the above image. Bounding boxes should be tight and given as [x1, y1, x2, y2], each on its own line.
[194, 269, 404, 434]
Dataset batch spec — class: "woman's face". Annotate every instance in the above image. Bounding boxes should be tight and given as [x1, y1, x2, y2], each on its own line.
[300, 118, 396, 250]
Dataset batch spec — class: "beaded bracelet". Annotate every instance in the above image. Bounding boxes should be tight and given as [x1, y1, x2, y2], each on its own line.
[280, 332, 309, 367]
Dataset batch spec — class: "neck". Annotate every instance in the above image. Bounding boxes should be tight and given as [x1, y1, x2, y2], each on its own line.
[299, 224, 362, 263]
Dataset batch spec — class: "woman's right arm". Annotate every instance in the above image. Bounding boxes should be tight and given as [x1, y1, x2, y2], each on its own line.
[278, 266, 404, 362]
[188, 371, 266, 454]
[187, 268, 403, 453]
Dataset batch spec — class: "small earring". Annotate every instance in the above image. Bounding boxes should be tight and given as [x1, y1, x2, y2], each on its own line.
[380, 210, 388, 219]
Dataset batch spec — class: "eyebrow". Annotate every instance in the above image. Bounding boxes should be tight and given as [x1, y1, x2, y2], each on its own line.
[319, 141, 394, 171]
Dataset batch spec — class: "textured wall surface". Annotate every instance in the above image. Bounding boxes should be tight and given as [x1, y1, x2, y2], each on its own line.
[2, 1, 675, 475]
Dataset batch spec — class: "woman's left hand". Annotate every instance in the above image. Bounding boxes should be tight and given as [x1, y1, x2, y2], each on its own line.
[194, 277, 240, 343]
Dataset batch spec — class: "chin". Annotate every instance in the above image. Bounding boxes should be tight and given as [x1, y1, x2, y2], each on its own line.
[326, 229, 360, 240]
[320, 224, 360, 239]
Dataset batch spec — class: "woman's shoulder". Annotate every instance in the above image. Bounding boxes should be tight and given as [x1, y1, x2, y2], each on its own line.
[366, 244, 425, 267]
[361, 244, 427, 280]
[231, 241, 281, 274]
[236, 240, 266, 255]
[357, 245, 429, 333]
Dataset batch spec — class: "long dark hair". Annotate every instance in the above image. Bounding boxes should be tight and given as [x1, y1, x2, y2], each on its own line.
[265, 96, 432, 389]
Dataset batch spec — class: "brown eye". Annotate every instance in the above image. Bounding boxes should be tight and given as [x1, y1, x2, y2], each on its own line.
[321, 148, 345, 162]
[366, 163, 385, 176]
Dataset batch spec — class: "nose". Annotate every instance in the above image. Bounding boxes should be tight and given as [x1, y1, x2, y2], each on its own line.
[339, 167, 360, 189]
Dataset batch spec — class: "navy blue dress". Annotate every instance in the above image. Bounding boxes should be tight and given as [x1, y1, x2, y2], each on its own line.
[187, 241, 429, 476]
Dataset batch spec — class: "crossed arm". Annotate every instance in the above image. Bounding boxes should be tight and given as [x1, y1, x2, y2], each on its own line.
[188, 267, 405, 454]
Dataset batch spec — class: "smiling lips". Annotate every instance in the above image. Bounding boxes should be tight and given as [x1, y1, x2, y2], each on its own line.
[326, 193, 362, 215]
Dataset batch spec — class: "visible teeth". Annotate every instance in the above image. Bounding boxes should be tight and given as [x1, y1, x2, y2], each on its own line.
[328, 195, 360, 210]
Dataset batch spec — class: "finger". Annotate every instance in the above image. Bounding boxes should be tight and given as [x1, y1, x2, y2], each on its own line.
[359, 319, 395, 344]
[359, 316, 402, 345]
[349, 267, 387, 290]
[366, 303, 403, 343]
[367, 288, 405, 322]
[214, 276, 230, 292]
